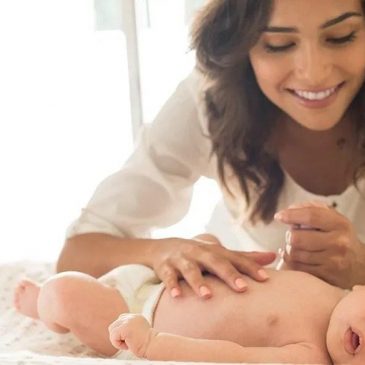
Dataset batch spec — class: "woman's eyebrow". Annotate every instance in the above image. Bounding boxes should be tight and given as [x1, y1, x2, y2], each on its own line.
[263, 11, 362, 33]
[320, 11, 362, 29]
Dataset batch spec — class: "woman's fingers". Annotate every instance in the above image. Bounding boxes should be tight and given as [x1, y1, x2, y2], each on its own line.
[286, 228, 330, 251]
[200, 254, 249, 292]
[244, 251, 277, 266]
[282, 221, 363, 288]
[154, 263, 182, 298]
[227, 252, 271, 282]
[155, 255, 215, 299]
[275, 203, 365, 287]
[275, 205, 345, 232]
[286, 227, 354, 256]
[197, 248, 272, 291]
[153, 239, 275, 298]
[175, 258, 212, 298]
[284, 248, 325, 266]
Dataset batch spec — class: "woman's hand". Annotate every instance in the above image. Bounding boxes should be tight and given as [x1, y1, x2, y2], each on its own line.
[275, 202, 365, 288]
[150, 235, 276, 299]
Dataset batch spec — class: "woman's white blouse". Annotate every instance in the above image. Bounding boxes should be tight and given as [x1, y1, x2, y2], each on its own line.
[67, 69, 365, 254]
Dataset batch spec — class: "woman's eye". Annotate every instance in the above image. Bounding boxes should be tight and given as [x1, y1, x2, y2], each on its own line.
[262, 30, 357, 53]
[263, 42, 295, 53]
[327, 31, 356, 45]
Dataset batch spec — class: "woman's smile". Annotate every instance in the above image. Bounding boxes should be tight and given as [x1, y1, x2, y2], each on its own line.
[286, 81, 345, 109]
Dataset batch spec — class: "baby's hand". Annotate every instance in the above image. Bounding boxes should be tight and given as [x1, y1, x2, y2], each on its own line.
[108, 313, 154, 358]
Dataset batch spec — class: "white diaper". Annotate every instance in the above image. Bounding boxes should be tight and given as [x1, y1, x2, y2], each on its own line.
[98, 264, 165, 360]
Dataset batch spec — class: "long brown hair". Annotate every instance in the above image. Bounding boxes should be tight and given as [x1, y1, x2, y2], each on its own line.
[191, 0, 365, 223]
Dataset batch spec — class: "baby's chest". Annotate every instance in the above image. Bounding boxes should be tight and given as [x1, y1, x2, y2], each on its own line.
[222, 292, 329, 347]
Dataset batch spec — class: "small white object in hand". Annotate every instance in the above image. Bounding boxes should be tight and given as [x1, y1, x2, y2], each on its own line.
[275, 247, 285, 270]
[276, 224, 317, 270]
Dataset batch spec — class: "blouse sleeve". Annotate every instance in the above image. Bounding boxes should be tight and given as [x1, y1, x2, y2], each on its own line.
[66, 69, 213, 239]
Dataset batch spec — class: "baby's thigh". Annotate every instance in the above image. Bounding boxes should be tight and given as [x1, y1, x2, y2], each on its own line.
[40, 271, 129, 319]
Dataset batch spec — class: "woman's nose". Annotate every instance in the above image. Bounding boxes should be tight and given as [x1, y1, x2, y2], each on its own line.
[294, 44, 332, 86]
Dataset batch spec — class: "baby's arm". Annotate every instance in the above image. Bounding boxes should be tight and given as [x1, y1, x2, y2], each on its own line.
[109, 314, 329, 363]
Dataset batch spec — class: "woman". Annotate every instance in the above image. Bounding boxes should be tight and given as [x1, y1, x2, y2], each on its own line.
[57, 0, 365, 296]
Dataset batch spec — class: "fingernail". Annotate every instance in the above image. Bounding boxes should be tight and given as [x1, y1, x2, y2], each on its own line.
[274, 212, 284, 220]
[199, 285, 211, 298]
[170, 288, 180, 298]
[258, 269, 269, 280]
[235, 278, 247, 290]
[298, 224, 314, 230]
[285, 230, 291, 245]
[285, 243, 292, 255]
[277, 247, 284, 258]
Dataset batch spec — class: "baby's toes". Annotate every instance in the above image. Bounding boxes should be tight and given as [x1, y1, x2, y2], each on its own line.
[13, 279, 40, 318]
[13, 281, 27, 309]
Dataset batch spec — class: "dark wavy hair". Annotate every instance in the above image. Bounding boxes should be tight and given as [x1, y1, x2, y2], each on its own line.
[191, 0, 365, 223]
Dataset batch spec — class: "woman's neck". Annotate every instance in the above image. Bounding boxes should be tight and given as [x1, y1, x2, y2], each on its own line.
[273, 115, 361, 196]
[279, 114, 356, 151]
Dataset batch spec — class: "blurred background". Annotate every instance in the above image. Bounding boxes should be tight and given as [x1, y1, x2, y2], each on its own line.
[0, 0, 220, 262]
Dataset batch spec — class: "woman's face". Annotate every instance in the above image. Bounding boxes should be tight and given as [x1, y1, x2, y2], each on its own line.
[249, 0, 365, 131]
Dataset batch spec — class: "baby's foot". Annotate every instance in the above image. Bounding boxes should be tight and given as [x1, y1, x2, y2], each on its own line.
[14, 279, 40, 319]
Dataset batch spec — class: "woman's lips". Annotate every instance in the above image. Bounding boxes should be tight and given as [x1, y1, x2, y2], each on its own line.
[344, 327, 361, 355]
[286, 82, 345, 109]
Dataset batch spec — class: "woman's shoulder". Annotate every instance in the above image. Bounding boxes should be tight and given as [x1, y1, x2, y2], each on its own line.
[182, 67, 206, 97]
[177, 69, 209, 116]
[153, 67, 211, 140]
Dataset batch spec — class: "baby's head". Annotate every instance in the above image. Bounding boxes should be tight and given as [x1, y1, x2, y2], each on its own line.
[327, 285, 365, 364]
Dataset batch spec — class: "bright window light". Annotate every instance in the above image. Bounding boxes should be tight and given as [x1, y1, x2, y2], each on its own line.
[0, 0, 132, 262]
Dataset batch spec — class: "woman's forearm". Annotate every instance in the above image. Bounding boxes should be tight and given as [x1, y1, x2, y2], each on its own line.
[57, 231, 276, 297]
[56, 233, 160, 277]
[57, 233, 221, 278]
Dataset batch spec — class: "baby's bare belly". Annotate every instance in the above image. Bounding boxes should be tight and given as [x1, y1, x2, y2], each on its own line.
[153, 276, 277, 346]
[153, 270, 339, 347]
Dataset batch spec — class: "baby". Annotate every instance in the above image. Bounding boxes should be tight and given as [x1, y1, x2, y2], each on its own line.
[14, 262, 363, 364]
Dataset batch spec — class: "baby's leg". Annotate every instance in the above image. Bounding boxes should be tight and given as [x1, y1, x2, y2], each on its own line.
[14, 272, 128, 356]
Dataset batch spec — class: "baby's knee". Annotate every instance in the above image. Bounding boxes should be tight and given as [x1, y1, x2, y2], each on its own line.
[38, 272, 95, 323]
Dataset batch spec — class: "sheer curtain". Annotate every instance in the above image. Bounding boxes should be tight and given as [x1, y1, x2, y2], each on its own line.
[135, 0, 220, 239]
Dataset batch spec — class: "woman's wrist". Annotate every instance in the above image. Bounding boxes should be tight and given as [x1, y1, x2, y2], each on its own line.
[144, 237, 181, 268]
[193, 233, 221, 245]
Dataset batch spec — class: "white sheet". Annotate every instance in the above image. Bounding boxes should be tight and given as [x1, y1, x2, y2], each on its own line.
[0, 261, 283, 365]
[0, 261, 141, 364]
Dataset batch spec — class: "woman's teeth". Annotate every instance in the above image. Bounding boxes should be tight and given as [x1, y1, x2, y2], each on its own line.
[293, 86, 337, 101]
